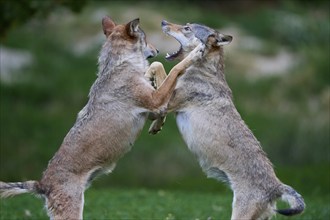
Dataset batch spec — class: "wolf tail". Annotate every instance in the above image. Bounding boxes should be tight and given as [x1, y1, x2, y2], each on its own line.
[0, 181, 40, 198]
[276, 184, 305, 216]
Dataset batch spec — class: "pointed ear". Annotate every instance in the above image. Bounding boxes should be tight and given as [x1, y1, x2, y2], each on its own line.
[215, 34, 233, 46]
[102, 16, 116, 37]
[205, 34, 233, 47]
[205, 34, 218, 47]
[126, 18, 140, 37]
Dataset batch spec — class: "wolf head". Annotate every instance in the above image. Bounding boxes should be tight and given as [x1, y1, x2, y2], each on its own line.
[102, 16, 158, 59]
[161, 20, 232, 60]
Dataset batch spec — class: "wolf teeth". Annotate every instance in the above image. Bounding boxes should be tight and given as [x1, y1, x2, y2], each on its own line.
[166, 51, 177, 57]
[166, 50, 179, 59]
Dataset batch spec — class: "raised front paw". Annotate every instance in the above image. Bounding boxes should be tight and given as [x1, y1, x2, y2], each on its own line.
[190, 43, 205, 62]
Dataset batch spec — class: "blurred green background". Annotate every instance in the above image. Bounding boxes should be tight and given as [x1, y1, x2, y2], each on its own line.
[0, 0, 329, 204]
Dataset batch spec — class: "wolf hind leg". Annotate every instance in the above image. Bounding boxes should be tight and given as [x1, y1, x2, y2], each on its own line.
[46, 187, 84, 220]
[231, 194, 274, 220]
[231, 199, 257, 220]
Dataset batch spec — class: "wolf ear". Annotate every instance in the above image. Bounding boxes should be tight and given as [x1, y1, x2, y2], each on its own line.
[206, 34, 232, 47]
[215, 34, 233, 46]
[205, 34, 218, 47]
[102, 16, 116, 37]
[126, 18, 140, 37]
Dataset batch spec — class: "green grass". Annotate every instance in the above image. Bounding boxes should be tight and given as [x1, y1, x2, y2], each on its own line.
[0, 188, 328, 220]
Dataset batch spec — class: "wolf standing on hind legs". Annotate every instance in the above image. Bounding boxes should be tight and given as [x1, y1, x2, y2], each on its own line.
[0, 17, 204, 219]
[148, 20, 305, 220]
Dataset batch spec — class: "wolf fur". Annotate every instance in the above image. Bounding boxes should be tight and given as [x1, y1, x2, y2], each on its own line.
[0, 17, 203, 220]
[148, 20, 305, 220]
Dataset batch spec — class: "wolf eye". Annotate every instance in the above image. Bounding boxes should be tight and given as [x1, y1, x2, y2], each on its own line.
[183, 26, 191, 31]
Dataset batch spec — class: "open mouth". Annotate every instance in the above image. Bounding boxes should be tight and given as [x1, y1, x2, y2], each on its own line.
[165, 44, 182, 60]
[162, 27, 183, 60]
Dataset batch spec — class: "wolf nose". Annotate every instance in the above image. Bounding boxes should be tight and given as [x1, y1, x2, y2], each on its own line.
[161, 20, 168, 26]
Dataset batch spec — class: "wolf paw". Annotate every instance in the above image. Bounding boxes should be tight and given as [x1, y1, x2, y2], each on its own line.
[148, 124, 162, 135]
[148, 117, 166, 135]
[190, 43, 205, 61]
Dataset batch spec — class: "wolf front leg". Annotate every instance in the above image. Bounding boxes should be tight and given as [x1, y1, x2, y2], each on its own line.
[144, 62, 168, 134]
[145, 61, 167, 89]
[147, 43, 205, 134]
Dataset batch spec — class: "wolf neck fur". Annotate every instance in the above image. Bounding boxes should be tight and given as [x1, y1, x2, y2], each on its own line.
[79, 41, 150, 121]
[97, 41, 149, 77]
[203, 47, 228, 82]
[202, 47, 233, 99]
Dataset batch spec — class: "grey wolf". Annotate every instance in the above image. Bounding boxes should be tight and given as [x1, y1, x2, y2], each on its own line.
[0, 17, 203, 219]
[148, 20, 305, 220]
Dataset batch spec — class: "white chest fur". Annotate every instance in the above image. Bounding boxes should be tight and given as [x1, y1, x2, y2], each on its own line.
[176, 112, 196, 151]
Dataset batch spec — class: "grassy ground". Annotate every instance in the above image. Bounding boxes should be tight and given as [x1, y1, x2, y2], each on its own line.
[0, 187, 329, 220]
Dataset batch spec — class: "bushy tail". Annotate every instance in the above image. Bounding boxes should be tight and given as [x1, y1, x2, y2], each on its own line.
[0, 181, 40, 198]
[276, 184, 305, 216]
